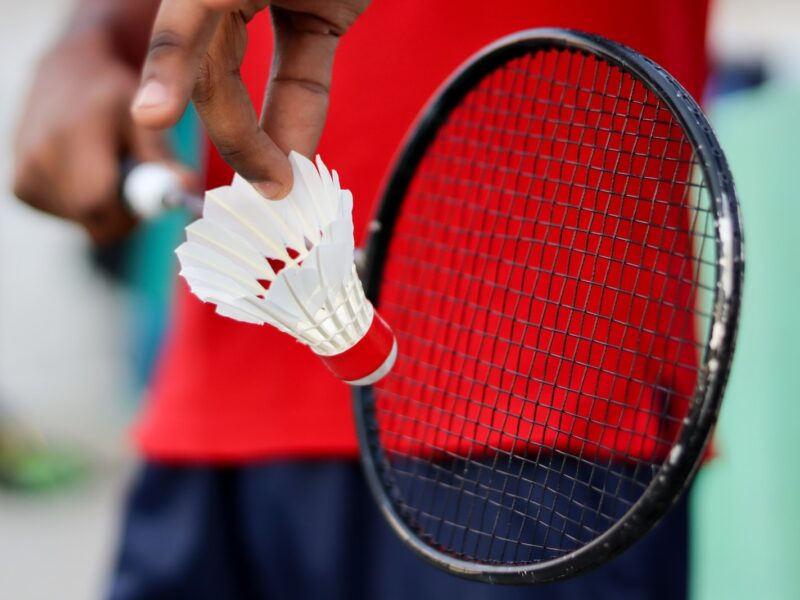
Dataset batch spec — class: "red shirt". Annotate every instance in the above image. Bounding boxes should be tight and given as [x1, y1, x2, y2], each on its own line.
[135, 0, 709, 461]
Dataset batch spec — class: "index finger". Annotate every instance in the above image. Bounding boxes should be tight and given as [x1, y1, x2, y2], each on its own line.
[191, 7, 293, 199]
[131, 0, 241, 129]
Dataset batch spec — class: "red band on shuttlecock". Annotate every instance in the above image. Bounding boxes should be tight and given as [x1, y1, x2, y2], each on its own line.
[319, 309, 397, 386]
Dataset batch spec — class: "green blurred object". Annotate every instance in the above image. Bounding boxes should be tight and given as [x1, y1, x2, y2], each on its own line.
[0, 415, 85, 492]
[691, 83, 800, 600]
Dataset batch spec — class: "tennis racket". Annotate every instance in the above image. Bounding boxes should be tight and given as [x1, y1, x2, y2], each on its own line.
[353, 29, 743, 583]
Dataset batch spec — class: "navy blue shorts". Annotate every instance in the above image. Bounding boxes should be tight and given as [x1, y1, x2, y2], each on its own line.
[108, 460, 688, 600]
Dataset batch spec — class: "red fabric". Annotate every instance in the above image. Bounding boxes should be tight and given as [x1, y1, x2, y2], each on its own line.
[135, 0, 709, 461]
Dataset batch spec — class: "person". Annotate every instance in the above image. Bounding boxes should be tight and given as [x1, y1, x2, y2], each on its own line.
[13, 1, 709, 598]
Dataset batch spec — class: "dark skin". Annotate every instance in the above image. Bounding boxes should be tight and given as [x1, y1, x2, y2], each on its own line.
[13, 0, 369, 244]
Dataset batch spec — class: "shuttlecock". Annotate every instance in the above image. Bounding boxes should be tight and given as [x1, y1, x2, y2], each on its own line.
[175, 151, 397, 386]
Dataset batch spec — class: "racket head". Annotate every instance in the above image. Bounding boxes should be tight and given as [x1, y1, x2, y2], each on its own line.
[353, 29, 742, 583]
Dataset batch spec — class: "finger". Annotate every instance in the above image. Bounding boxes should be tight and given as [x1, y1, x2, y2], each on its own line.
[82, 203, 138, 246]
[192, 10, 292, 199]
[261, 7, 341, 158]
[132, 0, 234, 129]
[57, 121, 138, 244]
[65, 77, 142, 242]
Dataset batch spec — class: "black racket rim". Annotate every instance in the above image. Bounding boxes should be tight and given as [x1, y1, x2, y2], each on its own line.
[353, 28, 743, 584]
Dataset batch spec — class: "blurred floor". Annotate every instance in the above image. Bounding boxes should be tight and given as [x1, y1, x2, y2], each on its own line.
[0, 2, 135, 599]
[0, 464, 133, 600]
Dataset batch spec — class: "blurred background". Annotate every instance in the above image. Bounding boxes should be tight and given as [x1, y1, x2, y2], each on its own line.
[0, 0, 798, 598]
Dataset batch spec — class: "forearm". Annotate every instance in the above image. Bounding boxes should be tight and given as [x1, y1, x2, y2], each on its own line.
[61, 0, 161, 66]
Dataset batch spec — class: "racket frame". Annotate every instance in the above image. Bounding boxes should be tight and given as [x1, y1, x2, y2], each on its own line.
[353, 28, 743, 583]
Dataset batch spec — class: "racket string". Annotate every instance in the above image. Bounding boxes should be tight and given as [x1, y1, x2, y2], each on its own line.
[376, 61, 506, 532]
[369, 47, 715, 564]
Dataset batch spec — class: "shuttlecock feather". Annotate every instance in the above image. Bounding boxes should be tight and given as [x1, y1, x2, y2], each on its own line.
[176, 151, 396, 385]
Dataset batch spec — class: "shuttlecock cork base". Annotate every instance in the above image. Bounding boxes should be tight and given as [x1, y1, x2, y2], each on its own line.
[175, 152, 397, 386]
[319, 310, 397, 385]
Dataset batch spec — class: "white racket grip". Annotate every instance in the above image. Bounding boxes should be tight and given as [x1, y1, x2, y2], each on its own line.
[122, 162, 203, 219]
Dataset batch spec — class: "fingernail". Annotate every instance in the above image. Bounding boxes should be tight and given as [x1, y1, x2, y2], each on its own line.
[132, 80, 168, 111]
[254, 181, 285, 200]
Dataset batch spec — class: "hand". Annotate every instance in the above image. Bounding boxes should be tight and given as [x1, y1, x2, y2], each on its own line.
[131, 0, 369, 199]
[13, 31, 194, 245]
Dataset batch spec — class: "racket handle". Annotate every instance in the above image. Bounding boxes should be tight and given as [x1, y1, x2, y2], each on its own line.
[121, 160, 203, 219]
